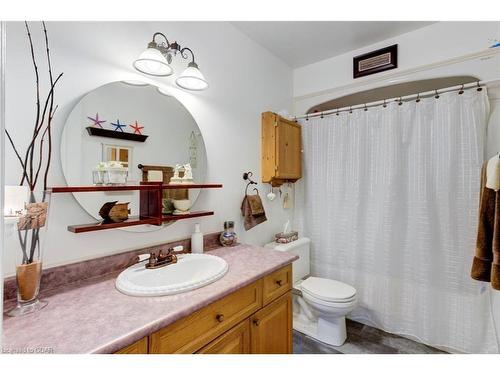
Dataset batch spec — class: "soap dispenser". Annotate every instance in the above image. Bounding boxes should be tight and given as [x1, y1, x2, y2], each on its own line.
[191, 223, 204, 254]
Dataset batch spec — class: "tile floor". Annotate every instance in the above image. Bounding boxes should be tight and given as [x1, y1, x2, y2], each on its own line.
[293, 319, 446, 354]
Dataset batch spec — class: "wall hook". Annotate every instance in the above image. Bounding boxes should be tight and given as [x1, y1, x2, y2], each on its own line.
[243, 171, 258, 195]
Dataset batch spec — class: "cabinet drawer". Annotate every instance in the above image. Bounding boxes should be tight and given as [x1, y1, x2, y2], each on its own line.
[262, 265, 292, 305]
[115, 337, 148, 354]
[197, 319, 251, 354]
[149, 280, 262, 353]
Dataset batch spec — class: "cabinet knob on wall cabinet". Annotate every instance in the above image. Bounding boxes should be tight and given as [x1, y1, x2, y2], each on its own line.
[216, 313, 225, 323]
[275, 279, 283, 286]
[253, 318, 260, 326]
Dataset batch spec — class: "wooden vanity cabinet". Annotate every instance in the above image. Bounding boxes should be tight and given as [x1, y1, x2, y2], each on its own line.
[261, 111, 302, 187]
[116, 264, 293, 355]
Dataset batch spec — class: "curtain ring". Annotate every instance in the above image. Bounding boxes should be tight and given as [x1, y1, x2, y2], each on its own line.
[416, 93, 421, 103]
[458, 84, 464, 95]
[320, 112, 324, 119]
[434, 89, 440, 99]
[364, 104, 368, 112]
[294, 116, 297, 122]
[306, 115, 309, 121]
[477, 81, 483, 92]
[398, 97, 403, 106]
[336, 108, 339, 116]
[349, 106, 352, 114]
[382, 99, 387, 108]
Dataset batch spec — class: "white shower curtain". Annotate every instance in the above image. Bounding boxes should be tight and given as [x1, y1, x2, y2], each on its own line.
[295, 89, 498, 353]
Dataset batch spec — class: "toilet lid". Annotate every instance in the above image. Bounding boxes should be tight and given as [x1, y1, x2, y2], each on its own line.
[301, 277, 356, 302]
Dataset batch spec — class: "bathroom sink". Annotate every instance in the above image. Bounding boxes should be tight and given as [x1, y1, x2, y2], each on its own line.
[115, 253, 229, 297]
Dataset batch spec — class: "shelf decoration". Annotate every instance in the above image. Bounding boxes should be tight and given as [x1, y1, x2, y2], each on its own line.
[86, 115, 149, 142]
[111, 119, 127, 132]
[87, 113, 106, 128]
[99, 201, 130, 223]
[130, 121, 144, 135]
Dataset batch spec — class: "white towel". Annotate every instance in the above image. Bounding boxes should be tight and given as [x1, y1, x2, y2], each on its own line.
[486, 155, 500, 191]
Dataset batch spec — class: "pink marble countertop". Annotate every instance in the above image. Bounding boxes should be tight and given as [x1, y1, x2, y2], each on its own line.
[2, 244, 297, 354]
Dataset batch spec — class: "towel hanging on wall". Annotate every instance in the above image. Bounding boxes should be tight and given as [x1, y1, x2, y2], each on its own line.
[241, 191, 267, 231]
[471, 161, 500, 290]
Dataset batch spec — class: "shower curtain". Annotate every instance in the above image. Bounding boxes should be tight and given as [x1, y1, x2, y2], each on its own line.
[295, 89, 498, 353]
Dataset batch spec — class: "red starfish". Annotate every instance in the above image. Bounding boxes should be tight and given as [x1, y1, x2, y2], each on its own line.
[129, 121, 144, 135]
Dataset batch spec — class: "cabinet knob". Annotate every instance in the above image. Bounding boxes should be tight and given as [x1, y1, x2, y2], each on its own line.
[253, 318, 260, 326]
[275, 279, 283, 286]
[216, 313, 224, 322]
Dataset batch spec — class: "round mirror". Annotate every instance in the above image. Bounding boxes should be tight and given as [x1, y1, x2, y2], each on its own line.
[61, 81, 207, 232]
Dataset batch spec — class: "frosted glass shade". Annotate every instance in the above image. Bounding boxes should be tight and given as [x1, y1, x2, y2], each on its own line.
[175, 63, 209, 91]
[133, 48, 173, 77]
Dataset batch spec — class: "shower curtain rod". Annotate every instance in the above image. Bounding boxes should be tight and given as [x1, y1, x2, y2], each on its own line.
[295, 78, 500, 121]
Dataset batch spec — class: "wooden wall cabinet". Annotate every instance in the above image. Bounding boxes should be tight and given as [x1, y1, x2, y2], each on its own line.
[261, 111, 302, 187]
[116, 264, 293, 355]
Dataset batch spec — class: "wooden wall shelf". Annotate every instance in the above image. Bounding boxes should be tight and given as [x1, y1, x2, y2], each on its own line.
[50, 183, 222, 233]
[68, 216, 159, 233]
[86, 126, 149, 142]
[49, 183, 222, 193]
[162, 211, 214, 222]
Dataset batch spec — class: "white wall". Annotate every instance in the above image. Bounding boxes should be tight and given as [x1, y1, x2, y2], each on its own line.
[294, 21, 500, 114]
[3, 21, 293, 276]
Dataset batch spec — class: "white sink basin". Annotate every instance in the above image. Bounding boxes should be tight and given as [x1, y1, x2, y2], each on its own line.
[115, 253, 229, 297]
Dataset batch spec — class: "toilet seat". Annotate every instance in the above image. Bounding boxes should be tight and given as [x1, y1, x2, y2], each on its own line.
[300, 277, 356, 304]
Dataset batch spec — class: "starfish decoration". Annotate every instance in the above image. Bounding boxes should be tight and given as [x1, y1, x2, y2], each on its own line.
[87, 113, 106, 128]
[129, 121, 144, 135]
[111, 119, 126, 132]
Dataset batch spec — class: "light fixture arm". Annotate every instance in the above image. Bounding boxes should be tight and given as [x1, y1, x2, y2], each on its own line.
[180, 47, 196, 64]
[151, 32, 171, 49]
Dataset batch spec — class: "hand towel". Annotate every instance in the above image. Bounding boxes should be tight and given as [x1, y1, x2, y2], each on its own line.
[486, 155, 500, 191]
[471, 161, 500, 290]
[241, 195, 267, 231]
[246, 194, 265, 216]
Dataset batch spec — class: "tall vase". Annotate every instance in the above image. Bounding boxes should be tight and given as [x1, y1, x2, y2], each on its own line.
[7, 190, 51, 317]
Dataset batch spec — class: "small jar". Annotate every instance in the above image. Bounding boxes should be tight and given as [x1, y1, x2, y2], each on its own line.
[219, 221, 237, 247]
[92, 170, 104, 185]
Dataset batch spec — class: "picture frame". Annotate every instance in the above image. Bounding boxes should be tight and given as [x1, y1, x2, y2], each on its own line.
[353, 44, 398, 79]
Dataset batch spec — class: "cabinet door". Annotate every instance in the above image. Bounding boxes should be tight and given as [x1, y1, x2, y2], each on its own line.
[250, 292, 293, 354]
[115, 337, 148, 354]
[197, 320, 251, 354]
[276, 119, 301, 180]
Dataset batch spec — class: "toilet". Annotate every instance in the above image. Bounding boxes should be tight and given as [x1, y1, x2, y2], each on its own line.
[265, 237, 357, 346]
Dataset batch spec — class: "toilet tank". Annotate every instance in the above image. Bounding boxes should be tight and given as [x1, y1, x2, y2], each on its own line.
[264, 237, 311, 283]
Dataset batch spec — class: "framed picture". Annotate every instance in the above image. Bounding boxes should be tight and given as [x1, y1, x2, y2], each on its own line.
[353, 44, 398, 79]
[102, 143, 133, 170]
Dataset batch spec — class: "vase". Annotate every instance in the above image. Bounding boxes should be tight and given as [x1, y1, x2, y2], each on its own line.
[7, 190, 51, 317]
[219, 221, 237, 247]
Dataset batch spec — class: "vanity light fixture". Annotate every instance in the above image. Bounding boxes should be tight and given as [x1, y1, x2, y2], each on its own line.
[133, 32, 208, 91]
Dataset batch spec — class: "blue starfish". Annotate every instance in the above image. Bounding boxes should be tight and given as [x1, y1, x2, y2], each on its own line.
[87, 113, 106, 128]
[111, 119, 126, 132]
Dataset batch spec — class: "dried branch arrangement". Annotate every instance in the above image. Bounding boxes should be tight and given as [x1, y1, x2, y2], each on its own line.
[5, 21, 63, 264]
[5, 21, 63, 193]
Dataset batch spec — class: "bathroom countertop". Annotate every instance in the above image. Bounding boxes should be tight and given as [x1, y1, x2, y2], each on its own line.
[1, 244, 297, 354]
